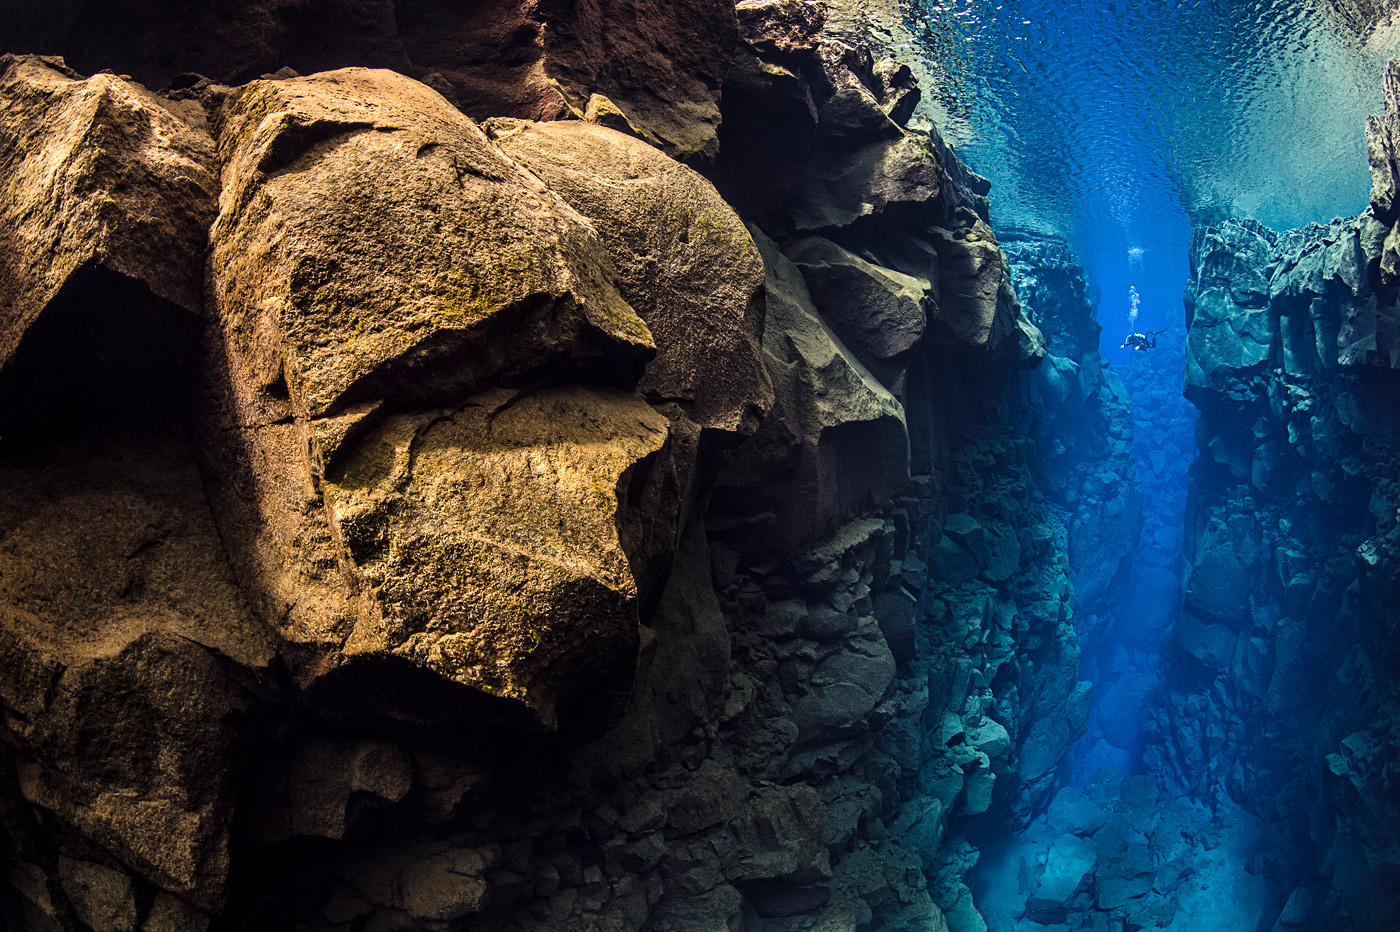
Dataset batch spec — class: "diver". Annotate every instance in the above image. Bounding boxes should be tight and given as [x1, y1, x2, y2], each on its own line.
[1122, 329, 1164, 351]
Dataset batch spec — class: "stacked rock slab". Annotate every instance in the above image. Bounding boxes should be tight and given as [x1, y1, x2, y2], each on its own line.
[1147, 65, 1400, 932]
[0, 6, 1138, 932]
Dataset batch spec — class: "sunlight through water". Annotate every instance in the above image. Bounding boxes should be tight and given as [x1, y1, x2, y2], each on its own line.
[894, 0, 1400, 351]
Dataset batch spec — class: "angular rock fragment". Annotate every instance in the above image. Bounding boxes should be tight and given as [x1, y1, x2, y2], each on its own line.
[786, 235, 928, 391]
[736, 0, 828, 54]
[1026, 832, 1097, 922]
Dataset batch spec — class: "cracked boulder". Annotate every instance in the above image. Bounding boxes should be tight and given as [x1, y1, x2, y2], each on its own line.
[322, 387, 676, 727]
[203, 68, 679, 726]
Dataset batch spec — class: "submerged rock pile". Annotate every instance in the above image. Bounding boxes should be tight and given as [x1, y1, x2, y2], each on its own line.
[973, 766, 1277, 932]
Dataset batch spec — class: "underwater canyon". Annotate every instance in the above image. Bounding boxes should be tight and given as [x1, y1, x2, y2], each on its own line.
[0, 1, 1396, 931]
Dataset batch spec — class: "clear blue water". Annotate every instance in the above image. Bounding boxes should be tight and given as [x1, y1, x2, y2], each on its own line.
[884, 10, 1400, 926]
[900, 0, 1400, 363]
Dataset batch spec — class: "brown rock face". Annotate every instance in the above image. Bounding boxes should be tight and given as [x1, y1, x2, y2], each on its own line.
[210, 69, 653, 422]
[322, 386, 676, 725]
[203, 67, 679, 724]
[0, 429, 271, 910]
[0, 55, 217, 365]
[487, 118, 772, 435]
[0, 11, 1086, 932]
[0, 58, 256, 910]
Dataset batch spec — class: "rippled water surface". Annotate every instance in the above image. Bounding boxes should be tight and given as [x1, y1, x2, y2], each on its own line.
[896, 0, 1400, 345]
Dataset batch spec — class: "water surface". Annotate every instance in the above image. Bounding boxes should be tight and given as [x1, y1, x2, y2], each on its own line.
[899, 0, 1400, 353]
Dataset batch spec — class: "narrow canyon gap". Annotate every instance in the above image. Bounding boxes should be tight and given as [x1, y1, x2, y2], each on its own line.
[0, 2, 1396, 932]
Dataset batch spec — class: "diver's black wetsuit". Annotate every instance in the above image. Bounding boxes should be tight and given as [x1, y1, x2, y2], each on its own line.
[1122, 329, 1165, 351]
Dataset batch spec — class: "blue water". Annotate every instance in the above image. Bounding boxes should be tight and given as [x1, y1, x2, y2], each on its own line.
[901, 0, 1399, 362]
[890, 8, 1400, 927]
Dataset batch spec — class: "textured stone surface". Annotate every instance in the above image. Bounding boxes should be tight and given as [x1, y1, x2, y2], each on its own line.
[0, 12, 1152, 932]
[203, 68, 681, 723]
[710, 228, 908, 547]
[0, 55, 217, 365]
[1153, 189, 1400, 931]
[486, 118, 771, 436]
[322, 386, 677, 723]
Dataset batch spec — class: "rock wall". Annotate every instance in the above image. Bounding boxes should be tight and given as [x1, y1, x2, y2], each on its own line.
[1004, 239, 1139, 627]
[0, 5, 1137, 932]
[1148, 65, 1400, 931]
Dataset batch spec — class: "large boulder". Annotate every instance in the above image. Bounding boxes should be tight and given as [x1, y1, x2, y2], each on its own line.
[321, 386, 677, 726]
[485, 118, 772, 437]
[924, 214, 1009, 348]
[1026, 833, 1097, 923]
[789, 132, 942, 232]
[203, 68, 679, 725]
[786, 235, 928, 392]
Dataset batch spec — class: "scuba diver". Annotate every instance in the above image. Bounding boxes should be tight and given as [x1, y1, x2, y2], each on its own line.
[1122, 329, 1165, 351]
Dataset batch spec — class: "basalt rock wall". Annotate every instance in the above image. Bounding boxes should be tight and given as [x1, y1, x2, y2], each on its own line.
[1150, 64, 1400, 932]
[0, 5, 1131, 932]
